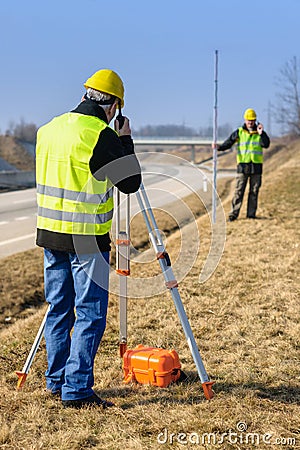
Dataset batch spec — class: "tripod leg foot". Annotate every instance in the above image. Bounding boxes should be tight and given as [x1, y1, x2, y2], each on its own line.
[202, 381, 215, 400]
[16, 371, 27, 390]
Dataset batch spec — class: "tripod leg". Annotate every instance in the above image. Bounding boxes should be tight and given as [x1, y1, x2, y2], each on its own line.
[119, 276, 127, 357]
[136, 184, 214, 399]
[116, 192, 130, 357]
[16, 305, 50, 389]
[167, 286, 214, 399]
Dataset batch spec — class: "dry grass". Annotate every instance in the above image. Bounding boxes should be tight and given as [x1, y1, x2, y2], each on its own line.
[0, 136, 34, 171]
[0, 138, 299, 449]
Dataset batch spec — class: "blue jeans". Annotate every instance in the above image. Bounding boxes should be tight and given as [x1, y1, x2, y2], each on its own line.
[43, 248, 109, 400]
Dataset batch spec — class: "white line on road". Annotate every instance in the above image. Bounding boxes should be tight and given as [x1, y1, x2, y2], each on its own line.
[15, 216, 29, 221]
[0, 221, 9, 226]
[13, 199, 34, 204]
[0, 233, 36, 247]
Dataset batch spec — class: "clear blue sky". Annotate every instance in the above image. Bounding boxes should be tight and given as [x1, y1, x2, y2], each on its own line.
[1, 0, 299, 136]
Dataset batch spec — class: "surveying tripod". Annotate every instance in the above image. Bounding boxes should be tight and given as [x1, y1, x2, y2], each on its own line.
[16, 183, 214, 400]
[116, 183, 214, 400]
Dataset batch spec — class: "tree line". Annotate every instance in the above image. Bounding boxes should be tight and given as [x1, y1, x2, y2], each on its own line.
[132, 123, 233, 138]
[5, 118, 233, 141]
[5, 118, 38, 143]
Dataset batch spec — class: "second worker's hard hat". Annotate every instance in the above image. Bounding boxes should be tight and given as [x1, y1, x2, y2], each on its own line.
[244, 108, 257, 120]
[84, 69, 124, 107]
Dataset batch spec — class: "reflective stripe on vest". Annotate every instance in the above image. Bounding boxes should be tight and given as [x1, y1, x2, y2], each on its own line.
[236, 127, 263, 164]
[36, 112, 114, 235]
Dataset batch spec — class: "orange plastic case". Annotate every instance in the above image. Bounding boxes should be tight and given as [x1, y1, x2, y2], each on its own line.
[123, 344, 181, 388]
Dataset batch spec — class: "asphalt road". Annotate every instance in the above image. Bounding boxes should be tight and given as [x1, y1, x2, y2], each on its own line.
[0, 156, 234, 259]
[0, 188, 37, 258]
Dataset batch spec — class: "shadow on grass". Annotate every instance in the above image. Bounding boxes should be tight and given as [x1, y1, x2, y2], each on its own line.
[98, 374, 300, 409]
[97, 371, 206, 409]
[212, 380, 300, 405]
[108, 391, 206, 410]
[236, 216, 273, 221]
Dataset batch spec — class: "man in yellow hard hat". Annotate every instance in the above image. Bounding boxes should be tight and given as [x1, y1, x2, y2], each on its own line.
[35, 69, 141, 408]
[215, 108, 270, 221]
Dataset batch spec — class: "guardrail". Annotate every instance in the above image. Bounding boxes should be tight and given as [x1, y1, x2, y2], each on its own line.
[0, 170, 35, 188]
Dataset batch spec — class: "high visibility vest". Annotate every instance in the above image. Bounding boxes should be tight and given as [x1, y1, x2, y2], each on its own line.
[236, 127, 263, 164]
[36, 112, 114, 235]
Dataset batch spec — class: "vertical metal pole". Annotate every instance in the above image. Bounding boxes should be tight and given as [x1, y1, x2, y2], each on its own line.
[203, 175, 208, 193]
[212, 50, 219, 224]
[191, 145, 195, 164]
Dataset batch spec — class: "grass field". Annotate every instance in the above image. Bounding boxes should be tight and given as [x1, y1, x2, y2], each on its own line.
[0, 138, 299, 449]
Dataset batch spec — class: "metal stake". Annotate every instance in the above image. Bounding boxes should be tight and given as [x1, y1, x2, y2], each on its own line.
[212, 49, 219, 224]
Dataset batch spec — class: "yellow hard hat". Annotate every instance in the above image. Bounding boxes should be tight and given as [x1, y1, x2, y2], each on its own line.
[244, 108, 257, 120]
[84, 69, 124, 107]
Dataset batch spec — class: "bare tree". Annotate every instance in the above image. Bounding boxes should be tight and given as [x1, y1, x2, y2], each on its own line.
[276, 56, 300, 136]
[5, 118, 38, 143]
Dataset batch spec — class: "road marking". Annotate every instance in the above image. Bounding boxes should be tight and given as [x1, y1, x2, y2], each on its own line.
[0, 221, 9, 226]
[13, 199, 34, 204]
[0, 233, 36, 247]
[15, 216, 29, 221]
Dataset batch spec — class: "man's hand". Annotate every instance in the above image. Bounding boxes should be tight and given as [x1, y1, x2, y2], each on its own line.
[114, 116, 131, 136]
[211, 143, 219, 150]
[257, 123, 264, 135]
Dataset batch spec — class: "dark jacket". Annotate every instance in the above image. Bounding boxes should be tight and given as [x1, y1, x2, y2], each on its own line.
[218, 123, 270, 174]
[36, 99, 141, 252]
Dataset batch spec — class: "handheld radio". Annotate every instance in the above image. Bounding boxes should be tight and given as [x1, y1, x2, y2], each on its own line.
[116, 101, 125, 129]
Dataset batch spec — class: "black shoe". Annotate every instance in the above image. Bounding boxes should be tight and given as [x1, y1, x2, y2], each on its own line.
[228, 215, 237, 222]
[62, 393, 115, 409]
[247, 215, 256, 219]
